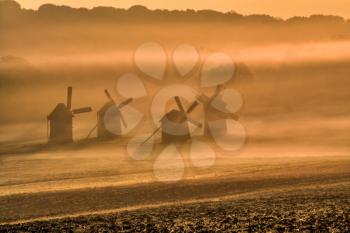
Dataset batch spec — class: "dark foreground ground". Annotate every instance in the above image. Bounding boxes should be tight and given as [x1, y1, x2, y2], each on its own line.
[1, 183, 349, 233]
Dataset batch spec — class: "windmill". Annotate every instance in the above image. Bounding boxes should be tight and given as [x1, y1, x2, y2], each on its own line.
[86, 89, 133, 139]
[47, 86, 92, 144]
[143, 96, 202, 144]
[196, 85, 239, 138]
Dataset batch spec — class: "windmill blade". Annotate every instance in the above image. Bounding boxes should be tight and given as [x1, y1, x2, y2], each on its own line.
[186, 101, 199, 114]
[105, 89, 115, 103]
[215, 84, 223, 94]
[196, 94, 209, 103]
[72, 107, 92, 114]
[208, 85, 223, 102]
[187, 117, 202, 128]
[141, 127, 161, 145]
[67, 86, 72, 109]
[120, 112, 128, 128]
[118, 98, 133, 109]
[174, 96, 185, 112]
[219, 112, 239, 121]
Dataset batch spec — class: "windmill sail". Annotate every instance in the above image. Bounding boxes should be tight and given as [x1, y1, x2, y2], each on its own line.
[186, 101, 199, 114]
[67, 86, 72, 109]
[174, 96, 185, 112]
[120, 112, 128, 128]
[105, 89, 114, 103]
[185, 101, 202, 128]
[72, 107, 92, 114]
[197, 85, 223, 105]
[118, 98, 133, 109]
[187, 117, 202, 128]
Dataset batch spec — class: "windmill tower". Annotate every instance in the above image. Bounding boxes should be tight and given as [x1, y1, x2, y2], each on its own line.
[143, 96, 202, 144]
[85, 90, 133, 140]
[47, 87, 92, 144]
[196, 85, 239, 138]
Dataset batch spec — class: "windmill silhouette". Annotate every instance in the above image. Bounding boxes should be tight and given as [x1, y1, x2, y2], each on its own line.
[86, 89, 133, 139]
[143, 96, 202, 144]
[196, 85, 239, 138]
[47, 86, 92, 144]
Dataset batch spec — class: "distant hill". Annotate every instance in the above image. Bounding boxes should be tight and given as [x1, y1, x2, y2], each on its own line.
[0, 55, 30, 66]
[0, 0, 348, 26]
[0, 56, 33, 73]
[0, 55, 39, 85]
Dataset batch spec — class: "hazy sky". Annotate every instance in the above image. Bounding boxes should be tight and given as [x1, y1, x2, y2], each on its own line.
[16, 0, 350, 19]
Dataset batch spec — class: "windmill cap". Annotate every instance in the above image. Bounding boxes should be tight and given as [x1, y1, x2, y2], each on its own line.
[48, 103, 73, 120]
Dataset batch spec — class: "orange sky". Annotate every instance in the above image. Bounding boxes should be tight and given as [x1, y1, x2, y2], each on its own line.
[16, 0, 350, 19]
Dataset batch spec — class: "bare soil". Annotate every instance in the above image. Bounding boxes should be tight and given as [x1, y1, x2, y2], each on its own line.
[1, 183, 349, 232]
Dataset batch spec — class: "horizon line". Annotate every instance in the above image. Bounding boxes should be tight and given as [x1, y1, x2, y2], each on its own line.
[12, 4, 350, 21]
[9, 1, 349, 21]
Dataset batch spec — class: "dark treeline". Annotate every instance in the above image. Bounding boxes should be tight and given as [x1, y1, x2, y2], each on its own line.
[0, 0, 349, 27]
